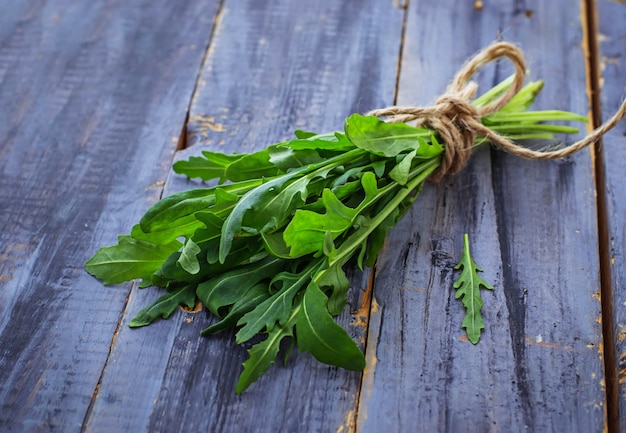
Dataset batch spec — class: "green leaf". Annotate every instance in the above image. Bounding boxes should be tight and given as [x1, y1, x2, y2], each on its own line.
[188, 211, 223, 246]
[314, 261, 351, 316]
[363, 207, 399, 268]
[284, 188, 357, 258]
[173, 150, 243, 181]
[224, 149, 281, 181]
[177, 239, 201, 274]
[284, 132, 354, 152]
[293, 130, 318, 139]
[260, 231, 293, 259]
[85, 235, 181, 285]
[236, 307, 298, 394]
[138, 180, 260, 237]
[236, 262, 319, 343]
[345, 114, 442, 158]
[128, 284, 197, 327]
[196, 257, 284, 317]
[130, 220, 202, 246]
[268, 145, 323, 171]
[389, 150, 417, 185]
[201, 283, 270, 335]
[219, 167, 307, 262]
[453, 234, 493, 344]
[296, 282, 365, 370]
[283, 172, 383, 259]
[139, 188, 217, 233]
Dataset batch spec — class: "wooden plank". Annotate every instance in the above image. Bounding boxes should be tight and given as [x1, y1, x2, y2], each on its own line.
[596, 0, 626, 429]
[86, 1, 404, 432]
[356, 0, 606, 432]
[0, 1, 217, 431]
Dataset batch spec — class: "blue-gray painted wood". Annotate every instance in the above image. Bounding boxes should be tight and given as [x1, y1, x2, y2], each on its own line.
[596, 0, 626, 429]
[356, 1, 606, 432]
[0, 0, 619, 431]
[0, 1, 217, 431]
[86, 1, 404, 432]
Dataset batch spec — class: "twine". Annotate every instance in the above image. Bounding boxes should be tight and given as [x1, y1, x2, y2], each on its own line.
[367, 42, 626, 182]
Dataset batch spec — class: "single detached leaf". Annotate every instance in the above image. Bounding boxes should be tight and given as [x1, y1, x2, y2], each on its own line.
[85, 235, 181, 285]
[296, 282, 365, 370]
[129, 284, 196, 327]
[453, 234, 493, 344]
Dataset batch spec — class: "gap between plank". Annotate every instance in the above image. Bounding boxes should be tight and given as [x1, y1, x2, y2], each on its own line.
[177, 0, 226, 152]
[391, 0, 409, 105]
[582, 0, 619, 431]
[352, 1, 410, 431]
[80, 286, 134, 432]
[79, 1, 226, 429]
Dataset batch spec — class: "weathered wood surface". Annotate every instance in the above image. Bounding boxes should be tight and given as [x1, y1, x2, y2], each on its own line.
[597, 0, 626, 429]
[87, 1, 404, 432]
[356, 1, 606, 432]
[0, 0, 623, 432]
[0, 0, 218, 431]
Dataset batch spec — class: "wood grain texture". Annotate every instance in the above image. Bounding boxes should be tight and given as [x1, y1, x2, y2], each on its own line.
[87, 1, 404, 432]
[0, 1, 217, 431]
[596, 0, 626, 428]
[356, 1, 606, 432]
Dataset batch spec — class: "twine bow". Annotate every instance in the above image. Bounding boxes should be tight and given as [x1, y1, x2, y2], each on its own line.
[367, 42, 626, 182]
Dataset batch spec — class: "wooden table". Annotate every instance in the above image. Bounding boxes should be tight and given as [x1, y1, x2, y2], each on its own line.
[1, 1, 625, 432]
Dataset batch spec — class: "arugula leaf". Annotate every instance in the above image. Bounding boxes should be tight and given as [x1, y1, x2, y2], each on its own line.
[296, 282, 365, 370]
[453, 234, 493, 344]
[236, 261, 320, 343]
[283, 189, 357, 258]
[345, 114, 442, 158]
[388, 149, 417, 185]
[177, 239, 202, 274]
[85, 235, 181, 285]
[314, 260, 351, 316]
[236, 307, 298, 394]
[268, 146, 324, 171]
[196, 257, 284, 317]
[225, 149, 281, 181]
[201, 283, 270, 336]
[293, 130, 318, 139]
[139, 180, 260, 236]
[219, 167, 308, 262]
[86, 73, 589, 392]
[284, 133, 355, 152]
[173, 150, 243, 182]
[129, 284, 197, 327]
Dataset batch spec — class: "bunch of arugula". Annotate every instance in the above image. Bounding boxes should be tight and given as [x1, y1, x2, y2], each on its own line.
[86, 75, 586, 393]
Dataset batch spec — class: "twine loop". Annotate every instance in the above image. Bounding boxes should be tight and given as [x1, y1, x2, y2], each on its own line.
[367, 41, 626, 182]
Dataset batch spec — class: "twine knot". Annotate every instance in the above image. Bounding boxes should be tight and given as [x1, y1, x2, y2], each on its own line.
[367, 41, 626, 182]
